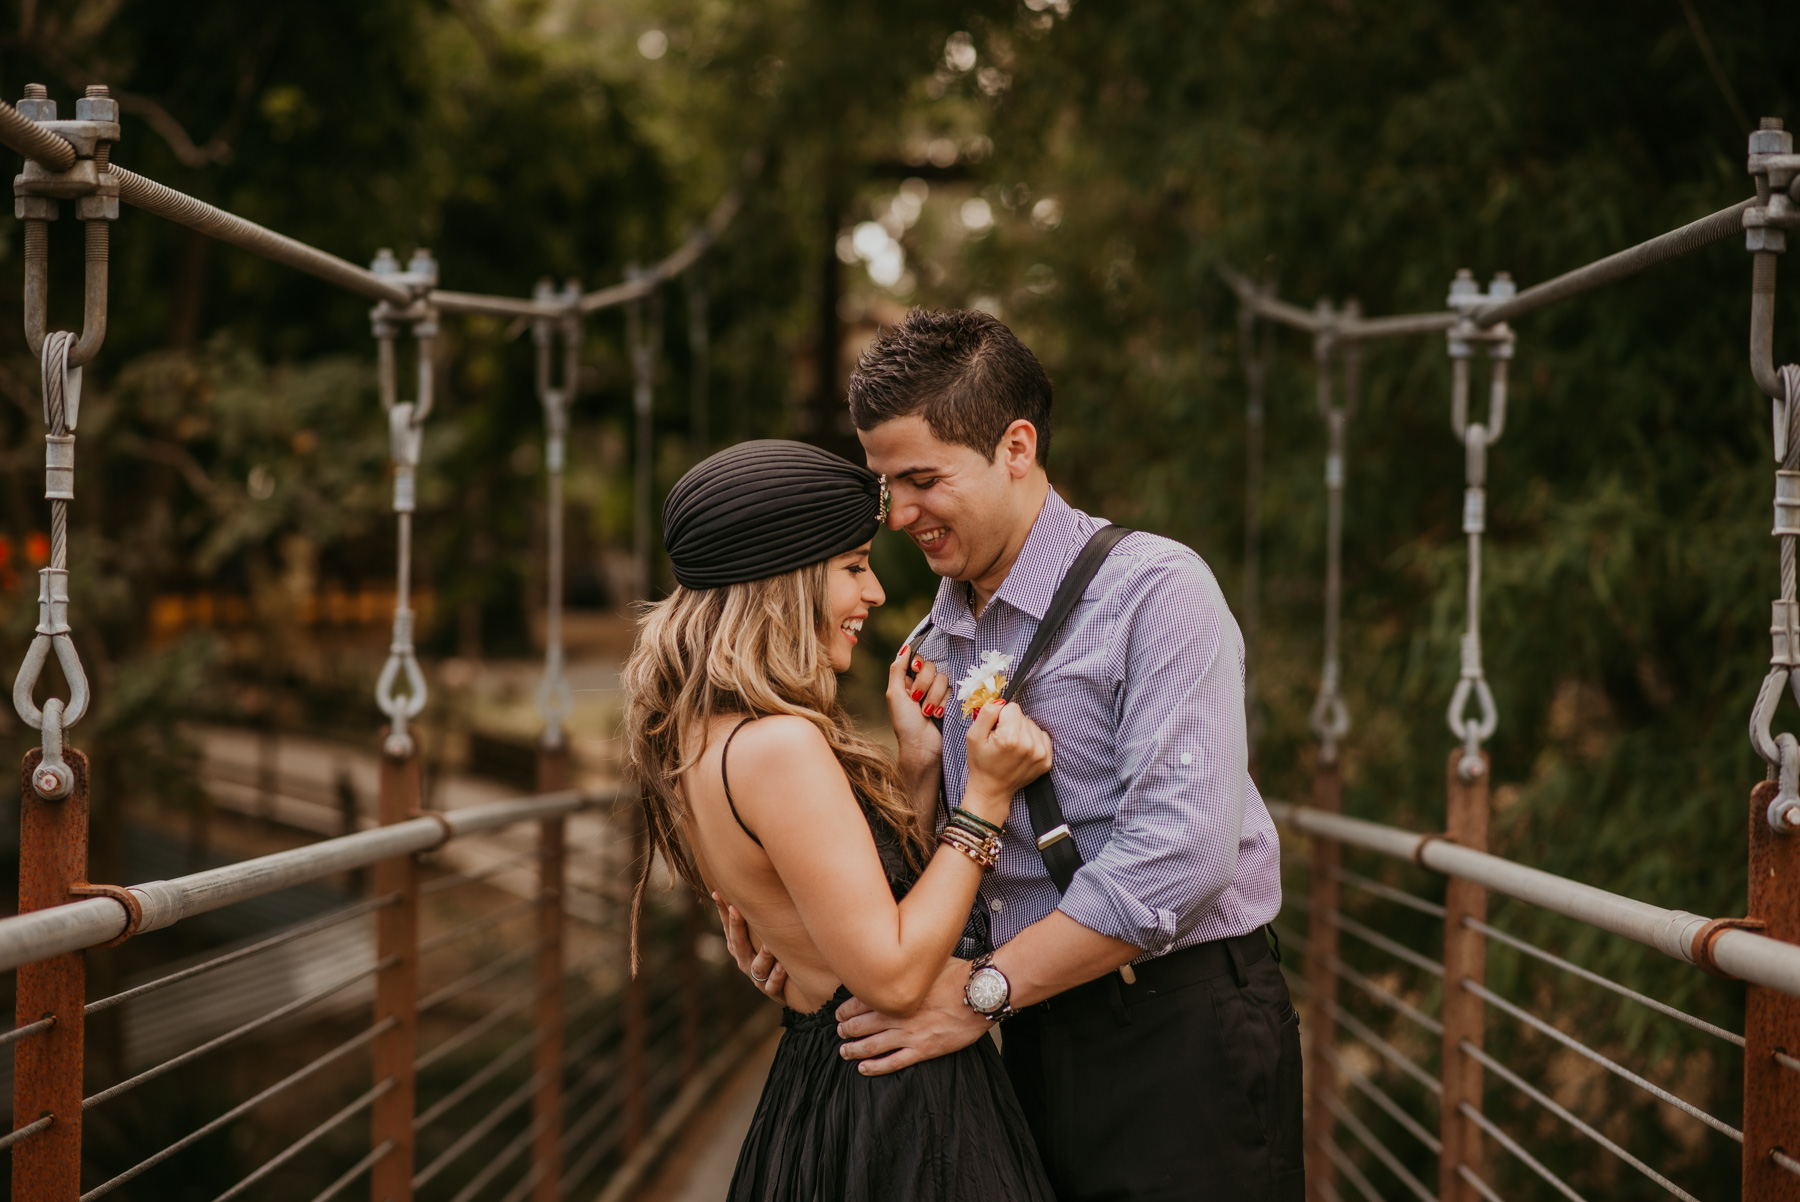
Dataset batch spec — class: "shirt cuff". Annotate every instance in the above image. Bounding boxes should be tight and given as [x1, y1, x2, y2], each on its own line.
[1058, 868, 1180, 955]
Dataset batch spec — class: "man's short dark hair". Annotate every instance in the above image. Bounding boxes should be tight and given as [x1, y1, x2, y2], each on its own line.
[847, 309, 1053, 465]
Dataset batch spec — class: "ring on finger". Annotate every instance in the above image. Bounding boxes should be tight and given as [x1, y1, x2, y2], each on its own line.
[752, 969, 770, 984]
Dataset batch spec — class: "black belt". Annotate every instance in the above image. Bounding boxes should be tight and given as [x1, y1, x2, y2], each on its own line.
[1027, 929, 1275, 1024]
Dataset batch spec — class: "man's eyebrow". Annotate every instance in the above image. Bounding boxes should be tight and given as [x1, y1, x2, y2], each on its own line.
[890, 465, 944, 478]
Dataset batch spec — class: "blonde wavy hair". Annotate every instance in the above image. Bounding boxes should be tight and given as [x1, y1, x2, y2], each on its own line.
[622, 560, 929, 969]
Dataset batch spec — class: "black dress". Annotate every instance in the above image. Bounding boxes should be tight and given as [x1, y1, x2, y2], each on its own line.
[721, 720, 1054, 1202]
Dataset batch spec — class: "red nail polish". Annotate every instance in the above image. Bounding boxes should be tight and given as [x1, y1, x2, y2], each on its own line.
[912, 658, 922, 671]
[911, 689, 924, 702]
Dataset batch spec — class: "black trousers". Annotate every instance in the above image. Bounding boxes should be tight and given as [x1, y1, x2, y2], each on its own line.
[1001, 930, 1304, 1202]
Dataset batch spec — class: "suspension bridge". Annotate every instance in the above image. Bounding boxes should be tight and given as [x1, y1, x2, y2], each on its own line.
[0, 75, 1791, 1202]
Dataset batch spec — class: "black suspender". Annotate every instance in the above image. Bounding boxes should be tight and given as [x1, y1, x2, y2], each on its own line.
[911, 524, 1132, 894]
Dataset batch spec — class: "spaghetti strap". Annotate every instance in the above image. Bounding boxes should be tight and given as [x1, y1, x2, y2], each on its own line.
[721, 716, 762, 847]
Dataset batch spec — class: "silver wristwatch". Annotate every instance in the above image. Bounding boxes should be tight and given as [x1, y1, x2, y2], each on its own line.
[963, 953, 1015, 1022]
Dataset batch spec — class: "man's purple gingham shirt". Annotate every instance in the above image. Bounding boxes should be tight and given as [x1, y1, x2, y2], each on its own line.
[918, 488, 1281, 957]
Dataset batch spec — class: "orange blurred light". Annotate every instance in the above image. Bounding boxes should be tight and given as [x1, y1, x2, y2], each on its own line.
[24, 532, 48, 566]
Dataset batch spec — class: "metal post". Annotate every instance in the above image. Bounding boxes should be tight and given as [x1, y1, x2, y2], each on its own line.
[1439, 750, 1490, 1202]
[623, 803, 649, 1152]
[1743, 777, 1800, 1197]
[1302, 756, 1340, 1202]
[13, 747, 88, 1202]
[532, 744, 569, 1202]
[370, 737, 420, 1202]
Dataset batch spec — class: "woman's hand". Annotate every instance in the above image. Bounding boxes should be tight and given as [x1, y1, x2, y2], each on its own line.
[714, 891, 787, 1002]
[887, 644, 950, 783]
[962, 701, 1053, 827]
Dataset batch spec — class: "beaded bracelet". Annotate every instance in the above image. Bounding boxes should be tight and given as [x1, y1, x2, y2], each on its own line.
[946, 810, 1001, 843]
[939, 826, 1000, 870]
[951, 805, 1004, 837]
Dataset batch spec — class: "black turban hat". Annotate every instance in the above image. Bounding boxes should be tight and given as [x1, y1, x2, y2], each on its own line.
[663, 439, 883, 589]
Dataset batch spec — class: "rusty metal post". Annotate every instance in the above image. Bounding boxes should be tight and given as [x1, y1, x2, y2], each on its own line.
[13, 748, 88, 1202]
[623, 801, 649, 1152]
[371, 735, 421, 1202]
[1302, 757, 1341, 1202]
[1743, 778, 1800, 1197]
[1438, 751, 1490, 1202]
[531, 743, 569, 1202]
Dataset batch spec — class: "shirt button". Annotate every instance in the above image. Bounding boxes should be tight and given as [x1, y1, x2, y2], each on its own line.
[989, 897, 1004, 913]
[1180, 752, 1193, 766]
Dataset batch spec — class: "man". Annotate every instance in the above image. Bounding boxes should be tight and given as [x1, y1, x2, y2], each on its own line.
[731, 309, 1299, 1201]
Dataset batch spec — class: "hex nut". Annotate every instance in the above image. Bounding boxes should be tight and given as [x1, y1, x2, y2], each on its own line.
[1751, 128, 1796, 156]
[74, 96, 117, 123]
[1748, 227, 1789, 253]
[16, 97, 56, 121]
[75, 195, 118, 220]
[13, 195, 57, 220]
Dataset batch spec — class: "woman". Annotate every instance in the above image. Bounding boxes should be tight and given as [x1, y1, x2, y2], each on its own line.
[623, 440, 1056, 1200]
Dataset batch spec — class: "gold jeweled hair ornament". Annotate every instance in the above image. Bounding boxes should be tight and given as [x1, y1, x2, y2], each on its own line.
[878, 475, 890, 524]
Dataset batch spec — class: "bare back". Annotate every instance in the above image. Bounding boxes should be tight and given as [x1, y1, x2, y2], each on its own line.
[682, 713, 902, 1013]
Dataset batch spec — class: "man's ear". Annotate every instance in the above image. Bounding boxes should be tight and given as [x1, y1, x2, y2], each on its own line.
[994, 420, 1038, 480]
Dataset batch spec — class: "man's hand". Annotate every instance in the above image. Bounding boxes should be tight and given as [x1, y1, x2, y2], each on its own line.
[834, 956, 990, 1075]
[714, 891, 786, 1002]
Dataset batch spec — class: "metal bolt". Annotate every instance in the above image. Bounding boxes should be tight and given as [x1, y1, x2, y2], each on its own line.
[84, 85, 108, 98]
[23, 83, 47, 99]
[1784, 804, 1800, 829]
[1764, 117, 1786, 131]
[33, 766, 67, 799]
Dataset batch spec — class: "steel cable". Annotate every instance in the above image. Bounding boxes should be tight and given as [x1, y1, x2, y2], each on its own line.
[449, 1111, 544, 1202]
[84, 953, 397, 1110]
[415, 1029, 538, 1132]
[80, 1018, 396, 1201]
[0, 1016, 54, 1047]
[1321, 1090, 1437, 1202]
[1457, 1100, 1588, 1202]
[1459, 1038, 1701, 1202]
[209, 1078, 396, 1202]
[418, 939, 542, 1015]
[1322, 997, 1442, 1096]
[1320, 1136, 1388, 1202]
[86, 893, 397, 1016]
[1775, 1148, 1800, 1178]
[307, 1139, 394, 1202]
[1330, 954, 1444, 1036]
[416, 983, 537, 1073]
[0, 1115, 53, 1153]
[1464, 977, 1743, 1142]
[420, 895, 542, 954]
[1455, 1162, 1507, 1202]
[1776, 1049, 1800, 1076]
[1464, 915, 1743, 1047]
[1338, 868, 1447, 918]
[1320, 1043, 1441, 1154]
[1330, 910, 1446, 977]
[420, 850, 540, 896]
[413, 1070, 539, 1189]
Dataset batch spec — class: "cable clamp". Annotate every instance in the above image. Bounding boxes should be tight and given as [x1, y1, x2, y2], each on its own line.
[410, 809, 456, 850]
[1413, 832, 1457, 869]
[1690, 916, 1767, 979]
[70, 882, 142, 947]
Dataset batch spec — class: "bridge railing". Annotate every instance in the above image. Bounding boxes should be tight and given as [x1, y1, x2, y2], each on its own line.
[1273, 761, 1799, 1202]
[0, 750, 765, 1201]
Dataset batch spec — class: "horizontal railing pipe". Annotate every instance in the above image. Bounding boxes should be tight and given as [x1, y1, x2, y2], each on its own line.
[0, 788, 603, 972]
[113, 168, 413, 304]
[1270, 800, 1800, 998]
[1469, 196, 1757, 328]
[430, 290, 571, 319]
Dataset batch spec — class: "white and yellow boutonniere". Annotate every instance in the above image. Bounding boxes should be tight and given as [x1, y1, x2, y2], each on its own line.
[957, 650, 1013, 719]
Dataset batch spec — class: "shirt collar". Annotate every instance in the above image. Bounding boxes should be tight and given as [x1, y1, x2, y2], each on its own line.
[926, 488, 1088, 634]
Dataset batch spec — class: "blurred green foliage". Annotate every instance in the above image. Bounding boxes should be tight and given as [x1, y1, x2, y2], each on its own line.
[0, 0, 1790, 1195]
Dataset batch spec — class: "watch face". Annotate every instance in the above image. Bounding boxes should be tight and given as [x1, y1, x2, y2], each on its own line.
[967, 966, 1009, 1014]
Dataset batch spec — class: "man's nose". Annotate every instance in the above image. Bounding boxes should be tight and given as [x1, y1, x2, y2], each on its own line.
[887, 495, 916, 530]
